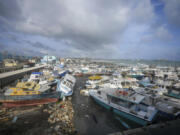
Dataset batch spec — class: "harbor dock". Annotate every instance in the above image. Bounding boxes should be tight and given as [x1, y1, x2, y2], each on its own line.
[0, 56, 180, 135]
[0, 65, 45, 88]
[0, 65, 23, 73]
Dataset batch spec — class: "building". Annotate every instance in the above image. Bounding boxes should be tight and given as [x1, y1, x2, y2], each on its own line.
[3, 59, 18, 67]
[41, 55, 57, 64]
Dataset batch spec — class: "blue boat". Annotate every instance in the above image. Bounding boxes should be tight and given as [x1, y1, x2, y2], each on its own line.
[53, 70, 69, 78]
[58, 70, 69, 77]
[31, 72, 43, 75]
[89, 88, 158, 126]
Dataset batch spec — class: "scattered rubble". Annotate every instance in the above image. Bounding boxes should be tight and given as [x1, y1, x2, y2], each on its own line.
[45, 99, 77, 135]
[0, 99, 78, 135]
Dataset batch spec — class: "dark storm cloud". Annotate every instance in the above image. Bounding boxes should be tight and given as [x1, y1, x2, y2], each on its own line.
[161, 0, 180, 28]
[0, 0, 155, 51]
[0, 0, 23, 21]
[0, 0, 179, 60]
[26, 41, 55, 51]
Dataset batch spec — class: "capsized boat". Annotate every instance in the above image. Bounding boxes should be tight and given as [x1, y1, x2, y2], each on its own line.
[59, 74, 76, 96]
[89, 88, 158, 125]
[0, 81, 62, 107]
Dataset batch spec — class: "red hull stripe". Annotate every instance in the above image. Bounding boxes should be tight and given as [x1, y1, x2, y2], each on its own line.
[3, 98, 58, 108]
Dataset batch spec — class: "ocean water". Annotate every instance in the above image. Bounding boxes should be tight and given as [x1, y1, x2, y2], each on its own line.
[92, 59, 180, 67]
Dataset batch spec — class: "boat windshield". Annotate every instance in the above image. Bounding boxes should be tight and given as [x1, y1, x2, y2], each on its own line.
[62, 81, 67, 85]
[110, 95, 134, 108]
[33, 75, 39, 78]
[62, 80, 73, 88]
[68, 83, 73, 88]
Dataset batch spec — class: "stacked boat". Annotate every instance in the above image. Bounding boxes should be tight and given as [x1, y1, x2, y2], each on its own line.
[28, 72, 58, 86]
[0, 71, 65, 107]
[0, 80, 61, 107]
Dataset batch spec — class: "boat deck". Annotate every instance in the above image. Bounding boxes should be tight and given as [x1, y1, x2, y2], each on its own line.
[107, 89, 145, 104]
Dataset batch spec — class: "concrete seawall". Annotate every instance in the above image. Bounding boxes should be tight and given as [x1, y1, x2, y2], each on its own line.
[0, 66, 23, 73]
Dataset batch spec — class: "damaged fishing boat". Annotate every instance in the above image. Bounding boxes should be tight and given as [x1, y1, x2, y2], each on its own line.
[28, 72, 58, 87]
[59, 74, 76, 96]
[0, 81, 62, 107]
[89, 88, 158, 125]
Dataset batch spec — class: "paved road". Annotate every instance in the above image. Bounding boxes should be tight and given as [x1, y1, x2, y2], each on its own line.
[0, 65, 45, 79]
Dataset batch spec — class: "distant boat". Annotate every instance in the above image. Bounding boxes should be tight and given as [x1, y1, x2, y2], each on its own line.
[89, 88, 158, 126]
[164, 89, 180, 99]
[127, 71, 144, 80]
[74, 73, 83, 77]
[99, 78, 122, 89]
[53, 69, 69, 78]
[58, 70, 69, 77]
[128, 74, 144, 80]
[58, 74, 76, 96]
[138, 78, 155, 87]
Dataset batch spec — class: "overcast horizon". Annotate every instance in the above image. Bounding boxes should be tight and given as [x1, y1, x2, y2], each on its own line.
[0, 0, 180, 60]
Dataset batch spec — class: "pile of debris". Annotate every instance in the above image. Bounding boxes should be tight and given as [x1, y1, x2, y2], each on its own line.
[0, 108, 10, 122]
[44, 98, 77, 135]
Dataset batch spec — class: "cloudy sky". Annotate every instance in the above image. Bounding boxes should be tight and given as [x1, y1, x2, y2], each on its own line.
[0, 0, 180, 60]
